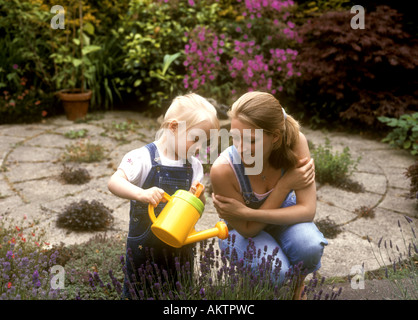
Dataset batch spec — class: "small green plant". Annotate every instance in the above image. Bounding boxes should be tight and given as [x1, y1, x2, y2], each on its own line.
[64, 129, 88, 139]
[311, 138, 361, 188]
[378, 112, 418, 156]
[60, 165, 91, 184]
[63, 139, 105, 163]
[57, 199, 114, 232]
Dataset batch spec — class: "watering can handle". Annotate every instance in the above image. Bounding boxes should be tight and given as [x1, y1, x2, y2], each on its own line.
[194, 182, 204, 198]
[148, 192, 171, 223]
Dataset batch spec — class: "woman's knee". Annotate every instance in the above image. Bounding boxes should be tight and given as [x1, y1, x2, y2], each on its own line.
[280, 222, 328, 271]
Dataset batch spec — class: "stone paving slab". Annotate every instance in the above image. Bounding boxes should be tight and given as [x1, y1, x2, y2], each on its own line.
[0, 111, 416, 284]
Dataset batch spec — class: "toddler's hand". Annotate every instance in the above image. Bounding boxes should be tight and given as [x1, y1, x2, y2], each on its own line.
[138, 187, 165, 207]
[189, 180, 204, 195]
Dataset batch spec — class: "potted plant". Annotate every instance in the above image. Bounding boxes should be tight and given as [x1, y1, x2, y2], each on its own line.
[51, 1, 101, 121]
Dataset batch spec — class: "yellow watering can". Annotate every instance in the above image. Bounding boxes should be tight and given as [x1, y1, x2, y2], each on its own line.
[148, 183, 228, 248]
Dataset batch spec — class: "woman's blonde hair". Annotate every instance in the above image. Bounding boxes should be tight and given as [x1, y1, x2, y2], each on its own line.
[161, 93, 220, 131]
[229, 91, 300, 170]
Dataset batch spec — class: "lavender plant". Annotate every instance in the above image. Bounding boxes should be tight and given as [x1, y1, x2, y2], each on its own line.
[368, 216, 418, 300]
[0, 217, 65, 300]
[104, 237, 340, 300]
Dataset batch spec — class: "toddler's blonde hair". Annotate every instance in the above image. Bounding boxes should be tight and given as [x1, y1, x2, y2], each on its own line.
[161, 93, 220, 131]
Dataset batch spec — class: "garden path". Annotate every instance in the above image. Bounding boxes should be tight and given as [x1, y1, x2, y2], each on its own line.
[0, 111, 416, 298]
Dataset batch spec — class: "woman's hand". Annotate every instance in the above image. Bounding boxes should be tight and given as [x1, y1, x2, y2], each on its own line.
[279, 157, 315, 191]
[212, 193, 248, 221]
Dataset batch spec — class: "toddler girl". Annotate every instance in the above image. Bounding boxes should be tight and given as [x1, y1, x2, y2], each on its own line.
[108, 93, 219, 299]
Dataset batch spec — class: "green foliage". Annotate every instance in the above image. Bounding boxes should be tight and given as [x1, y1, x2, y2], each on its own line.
[0, 0, 56, 123]
[378, 113, 418, 156]
[116, 0, 192, 108]
[311, 138, 361, 185]
[64, 129, 88, 139]
[49, 3, 102, 91]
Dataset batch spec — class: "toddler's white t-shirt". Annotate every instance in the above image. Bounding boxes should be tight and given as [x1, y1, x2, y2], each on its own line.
[118, 143, 204, 188]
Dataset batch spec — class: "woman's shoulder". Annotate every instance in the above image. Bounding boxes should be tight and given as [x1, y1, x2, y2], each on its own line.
[294, 131, 311, 158]
[211, 149, 235, 178]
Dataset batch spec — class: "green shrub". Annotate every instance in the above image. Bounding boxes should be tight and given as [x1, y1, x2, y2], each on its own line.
[116, 0, 192, 108]
[311, 138, 361, 186]
[378, 112, 418, 156]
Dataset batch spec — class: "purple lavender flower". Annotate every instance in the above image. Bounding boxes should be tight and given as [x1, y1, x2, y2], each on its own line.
[404, 215, 413, 223]
[32, 270, 41, 288]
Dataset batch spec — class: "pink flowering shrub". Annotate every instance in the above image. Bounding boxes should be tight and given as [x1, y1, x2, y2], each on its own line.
[182, 0, 302, 104]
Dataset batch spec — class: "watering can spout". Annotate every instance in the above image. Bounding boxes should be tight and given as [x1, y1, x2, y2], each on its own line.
[183, 221, 229, 245]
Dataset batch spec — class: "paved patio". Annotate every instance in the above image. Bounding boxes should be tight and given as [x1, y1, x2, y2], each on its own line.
[0, 111, 416, 290]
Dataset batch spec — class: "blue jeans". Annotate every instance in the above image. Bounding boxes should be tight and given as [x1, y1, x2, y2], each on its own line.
[219, 222, 328, 285]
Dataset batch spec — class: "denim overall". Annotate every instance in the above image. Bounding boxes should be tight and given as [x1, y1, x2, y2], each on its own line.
[219, 145, 327, 284]
[226, 145, 296, 211]
[123, 142, 194, 298]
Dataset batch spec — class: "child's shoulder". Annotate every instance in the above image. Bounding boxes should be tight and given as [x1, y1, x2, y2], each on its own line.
[123, 143, 153, 160]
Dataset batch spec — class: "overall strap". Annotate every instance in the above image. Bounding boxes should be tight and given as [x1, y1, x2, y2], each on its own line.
[145, 143, 160, 165]
[228, 146, 254, 202]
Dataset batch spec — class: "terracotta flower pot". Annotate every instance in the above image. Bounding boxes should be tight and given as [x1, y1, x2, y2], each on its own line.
[58, 89, 92, 121]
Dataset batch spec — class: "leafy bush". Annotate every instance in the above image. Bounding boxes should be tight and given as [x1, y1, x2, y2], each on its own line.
[295, 5, 418, 127]
[311, 138, 361, 187]
[0, 0, 55, 123]
[378, 112, 418, 156]
[57, 200, 114, 232]
[116, 0, 195, 108]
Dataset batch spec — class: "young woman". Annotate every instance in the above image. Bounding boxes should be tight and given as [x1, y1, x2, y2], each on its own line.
[210, 91, 328, 299]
